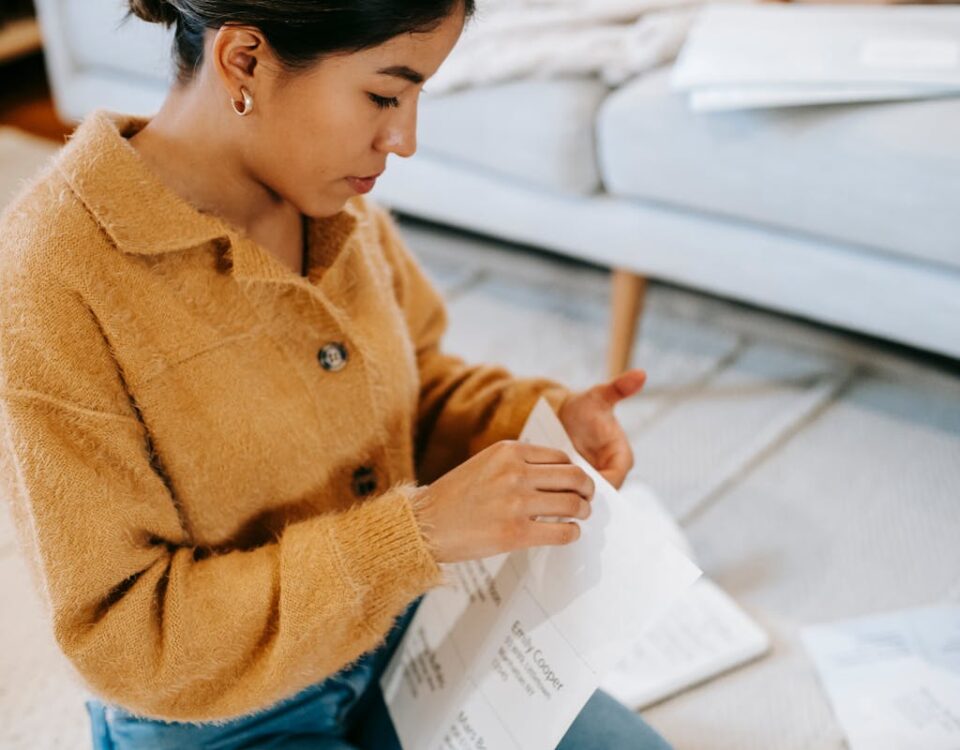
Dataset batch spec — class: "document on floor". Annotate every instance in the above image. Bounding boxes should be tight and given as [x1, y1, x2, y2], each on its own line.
[599, 478, 770, 709]
[381, 398, 702, 750]
[602, 576, 770, 709]
[802, 605, 960, 750]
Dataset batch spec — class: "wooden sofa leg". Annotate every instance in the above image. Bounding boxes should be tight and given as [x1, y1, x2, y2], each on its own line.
[607, 269, 648, 378]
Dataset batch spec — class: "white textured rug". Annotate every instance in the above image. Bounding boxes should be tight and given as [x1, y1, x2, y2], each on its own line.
[2, 128, 959, 750]
[401, 221, 960, 750]
[0, 127, 59, 208]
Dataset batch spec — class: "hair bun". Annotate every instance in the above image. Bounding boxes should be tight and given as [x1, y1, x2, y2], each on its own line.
[128, 0, 180, 26]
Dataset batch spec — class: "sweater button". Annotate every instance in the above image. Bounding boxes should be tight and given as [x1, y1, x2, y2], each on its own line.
[352, 466, 377, 497]
[214, 238, 233, 272]
[318, 342, 348, 372]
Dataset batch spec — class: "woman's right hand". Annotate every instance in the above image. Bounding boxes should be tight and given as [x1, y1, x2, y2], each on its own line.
[413, 440, 596, 563]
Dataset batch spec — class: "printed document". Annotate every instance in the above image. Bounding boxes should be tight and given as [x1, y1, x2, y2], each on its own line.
[381, 398, 701, 750]
[598, 478, 769, 709]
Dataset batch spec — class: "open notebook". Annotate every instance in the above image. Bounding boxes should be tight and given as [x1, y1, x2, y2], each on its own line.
[600, 480, 770, 709]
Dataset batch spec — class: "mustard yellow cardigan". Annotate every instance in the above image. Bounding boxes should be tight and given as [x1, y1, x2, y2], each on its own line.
[0, 109, 570, 722]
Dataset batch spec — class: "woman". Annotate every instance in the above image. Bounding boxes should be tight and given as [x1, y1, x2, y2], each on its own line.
[0, 0, 663, 747]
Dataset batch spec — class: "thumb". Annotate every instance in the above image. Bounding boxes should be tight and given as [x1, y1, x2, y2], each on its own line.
[595, 369, 647, 407]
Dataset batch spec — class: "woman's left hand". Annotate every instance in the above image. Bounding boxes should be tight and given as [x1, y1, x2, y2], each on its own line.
[556, 368, 647, 490]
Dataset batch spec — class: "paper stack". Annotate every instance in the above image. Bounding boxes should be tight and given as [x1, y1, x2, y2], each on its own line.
[672, 5, 960, 111]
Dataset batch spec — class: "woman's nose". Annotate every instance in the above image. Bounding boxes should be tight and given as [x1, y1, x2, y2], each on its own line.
[376, 110, 418, 158]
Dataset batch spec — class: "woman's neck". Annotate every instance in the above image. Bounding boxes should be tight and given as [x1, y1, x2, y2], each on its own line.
[127, 86, 302, 268]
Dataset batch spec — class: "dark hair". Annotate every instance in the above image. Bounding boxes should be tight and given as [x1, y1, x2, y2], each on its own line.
[125, 0, 474, 85]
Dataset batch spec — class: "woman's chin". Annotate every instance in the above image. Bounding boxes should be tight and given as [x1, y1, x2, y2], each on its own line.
[305, 194, 354, 219]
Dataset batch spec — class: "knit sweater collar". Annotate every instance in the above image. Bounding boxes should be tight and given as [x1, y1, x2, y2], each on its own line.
[54, 108, 360, 281]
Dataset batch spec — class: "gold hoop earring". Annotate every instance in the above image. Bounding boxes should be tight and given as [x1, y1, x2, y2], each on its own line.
[232, 87, 254, 116]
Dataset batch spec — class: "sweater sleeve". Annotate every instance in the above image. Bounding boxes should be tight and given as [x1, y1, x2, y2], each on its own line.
[371, 204, 574, 485]
[0, 268, 443, 722]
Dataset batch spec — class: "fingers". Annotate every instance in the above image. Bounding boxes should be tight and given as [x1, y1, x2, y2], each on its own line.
[525, 491, 591, 521]
[603, 470, 626, 490]
[527, 463, 595, 500]
[525, 519, 581, 548]
[518, 442, 571, 465]
[601, 450, 634, 490]
[594, 369, 647, 406]
[492, 441, 594, 552]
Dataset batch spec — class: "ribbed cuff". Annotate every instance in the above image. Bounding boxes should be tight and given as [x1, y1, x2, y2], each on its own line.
[326, 482, 443, 627]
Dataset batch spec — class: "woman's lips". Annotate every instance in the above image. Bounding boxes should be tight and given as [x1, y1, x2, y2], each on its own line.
[345, 172, 383, 194]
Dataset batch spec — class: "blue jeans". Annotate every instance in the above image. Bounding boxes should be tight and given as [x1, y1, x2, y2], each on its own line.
[86, 598, 672, 750]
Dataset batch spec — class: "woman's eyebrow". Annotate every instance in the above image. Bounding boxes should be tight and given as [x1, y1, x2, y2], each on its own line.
[376, 65, 425, 85]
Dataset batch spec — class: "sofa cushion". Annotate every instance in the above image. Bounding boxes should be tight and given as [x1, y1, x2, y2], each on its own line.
[598, 68, 960, 272]
[57, 0, 174, 84]
[418, 78, 609, 196]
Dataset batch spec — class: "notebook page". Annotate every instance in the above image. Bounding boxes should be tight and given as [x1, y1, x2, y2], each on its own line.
[602, 577, 770, 709]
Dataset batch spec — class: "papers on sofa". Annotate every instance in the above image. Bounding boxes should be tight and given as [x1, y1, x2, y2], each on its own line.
[673, 5, 960, 111]
[380, 398, 701, 750]
[802, 605, 960, 750]
[688, 82, 960, 113]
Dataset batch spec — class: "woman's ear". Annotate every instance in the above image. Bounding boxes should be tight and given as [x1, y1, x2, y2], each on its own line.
[210, 24, 268, 97]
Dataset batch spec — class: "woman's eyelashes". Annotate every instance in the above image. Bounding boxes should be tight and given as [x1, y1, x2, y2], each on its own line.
[368, 83, 428, 110]
[368, 93, 400, 110]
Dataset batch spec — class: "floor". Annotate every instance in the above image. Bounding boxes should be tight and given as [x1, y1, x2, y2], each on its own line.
[401, 220, 960, 750]
[1, 53, 959, 750]
[0, 52, 73, 142]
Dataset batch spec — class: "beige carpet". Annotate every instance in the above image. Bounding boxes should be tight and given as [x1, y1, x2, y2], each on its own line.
[0, 127, 60, 208]
[1, 128, 958, 749]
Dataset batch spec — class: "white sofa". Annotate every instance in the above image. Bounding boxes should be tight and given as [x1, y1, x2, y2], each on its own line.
[36, 0, 960, 374]
[376, 72, 960, 368]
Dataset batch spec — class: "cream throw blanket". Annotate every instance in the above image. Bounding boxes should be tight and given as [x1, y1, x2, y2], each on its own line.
[429, 0, 717, 94]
